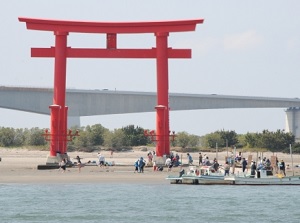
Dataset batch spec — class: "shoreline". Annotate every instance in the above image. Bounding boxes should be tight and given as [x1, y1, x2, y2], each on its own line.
[1, 148, 300, 184]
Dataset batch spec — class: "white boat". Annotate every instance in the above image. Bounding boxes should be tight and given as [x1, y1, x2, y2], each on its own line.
[224, 170, 300, 185]
[166, 167, 300, 185]
[166, 166, 232, 185]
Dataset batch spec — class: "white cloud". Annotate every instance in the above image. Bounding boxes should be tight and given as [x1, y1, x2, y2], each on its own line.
[223, 30, 263, 51]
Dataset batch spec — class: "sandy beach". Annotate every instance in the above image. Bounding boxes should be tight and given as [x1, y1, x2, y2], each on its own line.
[1, 148, 300, 184]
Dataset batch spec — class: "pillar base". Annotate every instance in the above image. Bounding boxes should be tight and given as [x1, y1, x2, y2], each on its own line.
[45, 153, 70, 165]
[37, 153, 70, 170]
[154, 155, 166, 166]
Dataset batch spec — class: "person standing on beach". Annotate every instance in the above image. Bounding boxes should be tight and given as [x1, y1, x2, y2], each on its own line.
[224, 161, 230, 176]
[98, 153, 105, 167]
[250, 161, 257, 177]
[75, 156, 82, 173]
[212, 159, 219, 172]
[134, 159, 139, 173]
[175, 153, 180, 166]
[242, 158, 247, 173]
[199, 153, 203, 166]
[59, 158, 67, 173]
[138, 157, 146, 173]
[279, 159, 286, 176]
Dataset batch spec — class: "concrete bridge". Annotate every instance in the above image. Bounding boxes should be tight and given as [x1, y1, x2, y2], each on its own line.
[1, 86, 300, 140]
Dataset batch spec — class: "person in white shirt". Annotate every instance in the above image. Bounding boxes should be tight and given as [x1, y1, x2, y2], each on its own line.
[97, 153, 105, 167]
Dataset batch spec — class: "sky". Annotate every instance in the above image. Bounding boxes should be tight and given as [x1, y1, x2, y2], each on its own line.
[0, 0, 300, 136]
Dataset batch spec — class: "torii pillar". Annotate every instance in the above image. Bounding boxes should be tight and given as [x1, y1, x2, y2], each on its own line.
[19, 17, 203, 162]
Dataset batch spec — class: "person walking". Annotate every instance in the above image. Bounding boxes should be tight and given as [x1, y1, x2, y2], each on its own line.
[59, 158, 67, 173]
[187, 153, 193, 165]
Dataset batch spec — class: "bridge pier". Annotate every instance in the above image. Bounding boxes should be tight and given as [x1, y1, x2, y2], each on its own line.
[285, 107, 300, 142]
[68, 116, 81, 128]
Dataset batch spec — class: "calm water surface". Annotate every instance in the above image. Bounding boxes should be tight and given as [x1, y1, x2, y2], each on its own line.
[0, 183, 299, 223]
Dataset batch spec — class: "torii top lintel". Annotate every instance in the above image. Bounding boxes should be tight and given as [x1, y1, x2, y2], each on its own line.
[19, 17, 204, 59]
[18, 17, 204, 34]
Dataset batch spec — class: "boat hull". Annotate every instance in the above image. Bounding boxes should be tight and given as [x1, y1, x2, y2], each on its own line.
[226, 176, 300, 185]
[166, 175, 300, 185]
[166, 175, 232, 185]
[166, 176, 184, 184]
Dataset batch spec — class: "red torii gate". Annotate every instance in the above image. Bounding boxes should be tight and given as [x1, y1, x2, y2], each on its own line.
[19, 17, 203, 161]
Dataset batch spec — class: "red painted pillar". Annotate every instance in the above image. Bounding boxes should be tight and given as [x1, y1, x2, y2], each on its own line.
[155, 105, 166, 156]
[49, 105, 60, 156]
[155, 32, 170, 156]
[61, 106, 68, 154]
[107, 33, 117, 49]
[51, 31, 68, 155]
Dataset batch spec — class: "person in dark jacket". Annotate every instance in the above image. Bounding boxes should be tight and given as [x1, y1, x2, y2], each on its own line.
[242, 158, 248, 173]
[250, 161, 257, 177]
[138, 157, 145, 173]
[279, 159, 286, 176]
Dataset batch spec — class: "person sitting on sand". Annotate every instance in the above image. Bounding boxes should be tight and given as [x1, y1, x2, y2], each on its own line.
[204, 156, 211, 166]
[165, 157, 171, 167]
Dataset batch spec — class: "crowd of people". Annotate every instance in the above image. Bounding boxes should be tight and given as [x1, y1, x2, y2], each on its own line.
[182, 152, 288, 177]
[249, 156, 286, 177]
[56, 150, 288, 178]
[134, 157, 146, 173]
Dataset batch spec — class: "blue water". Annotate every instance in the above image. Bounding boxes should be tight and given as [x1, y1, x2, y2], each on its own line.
[0, 183, 299, 223]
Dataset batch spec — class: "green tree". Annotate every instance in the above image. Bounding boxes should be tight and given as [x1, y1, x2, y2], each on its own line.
[25, 127, 46, 146]
[122, 125, 149, 146]
[244, 130, 295, 152]
[203, 130, 238, 148]
[203, 132, 223, 148]
[172, 132, 200, 148]
[175, 132, 190, 148]
[86, 124, 107, 146]
[188, 134, 200, 147]
[13, 128, 26, 146]
[72, 128, 89, 148]
[0, 127, 15, 147]
[260, 129, 294, 152]
[244, 132, 259, 148]
[104, 129, 126, 149]
[218, 130, 239, 147]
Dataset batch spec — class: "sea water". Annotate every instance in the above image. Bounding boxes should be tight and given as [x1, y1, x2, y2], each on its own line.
[0, 183, 299, 223]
